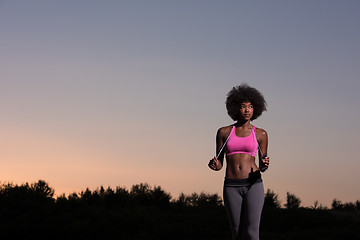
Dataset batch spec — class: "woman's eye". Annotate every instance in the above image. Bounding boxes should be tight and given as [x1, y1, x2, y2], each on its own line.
[240, 105, 252, 109]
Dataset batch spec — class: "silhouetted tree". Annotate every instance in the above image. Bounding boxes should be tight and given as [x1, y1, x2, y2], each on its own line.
[332, 198, 343, 210]
[197, 192, 222, 207]
[1, 181, 360, 240]
[151, 186, 171, 206]
[113, 186, 131, 205]
[312, 200, 319, 209]
[130, 183, 152, 204]
[67, 192, 80, 203]
[356, 200, 360, 210]
[0, 180, 55, 208]
[332, 199, 360, 211]
[264, 189, 281, 209]
[179, 192, 222, 207]
[185, 193, 200, 207]
[174, 192, 187, 206]
[130, 183, 171, 206]
[80, 188, 92, 202]
[343, 202, 357, 210]
[284, 192, 301, 209]
[30, 180, 54, 198]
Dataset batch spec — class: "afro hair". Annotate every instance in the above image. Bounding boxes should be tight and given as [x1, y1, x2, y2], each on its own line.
[226, 83, 267, 121]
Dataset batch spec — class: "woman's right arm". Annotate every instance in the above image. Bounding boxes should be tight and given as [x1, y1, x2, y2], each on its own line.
[208, 127, 227, 171]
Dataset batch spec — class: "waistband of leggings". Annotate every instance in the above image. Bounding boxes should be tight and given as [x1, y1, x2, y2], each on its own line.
[224, 176, 262, 186]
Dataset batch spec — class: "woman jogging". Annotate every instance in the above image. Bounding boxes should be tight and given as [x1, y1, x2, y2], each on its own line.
[208, 83, 270, 240]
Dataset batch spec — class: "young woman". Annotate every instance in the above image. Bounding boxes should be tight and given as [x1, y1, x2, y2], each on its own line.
[208, 84, 270, 240]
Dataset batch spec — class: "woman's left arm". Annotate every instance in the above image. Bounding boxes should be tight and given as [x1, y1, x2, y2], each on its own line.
[257, 128, 270, 171]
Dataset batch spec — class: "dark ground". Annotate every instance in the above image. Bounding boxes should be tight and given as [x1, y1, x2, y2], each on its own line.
[0, 180, 359, 240]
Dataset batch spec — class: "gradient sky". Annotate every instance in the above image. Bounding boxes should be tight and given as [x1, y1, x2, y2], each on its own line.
[1, 0, 360, 207]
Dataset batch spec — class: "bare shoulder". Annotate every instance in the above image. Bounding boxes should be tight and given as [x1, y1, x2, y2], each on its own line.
[255, 127, 268, 139]
[217, 125, 233, 138]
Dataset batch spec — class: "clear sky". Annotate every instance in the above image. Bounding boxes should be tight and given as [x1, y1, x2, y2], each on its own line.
[1, 0, 359, 207]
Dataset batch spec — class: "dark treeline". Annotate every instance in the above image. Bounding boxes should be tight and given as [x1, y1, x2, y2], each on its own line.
[0, 180, 359, 240]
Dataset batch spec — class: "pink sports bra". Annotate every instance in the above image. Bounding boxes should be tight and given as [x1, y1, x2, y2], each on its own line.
[225, 126, 258, 157]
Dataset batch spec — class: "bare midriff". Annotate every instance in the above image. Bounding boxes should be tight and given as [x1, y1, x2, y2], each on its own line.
[226, 153, 259, 179]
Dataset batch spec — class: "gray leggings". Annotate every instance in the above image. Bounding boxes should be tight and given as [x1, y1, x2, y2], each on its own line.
[223, 178, 264, 240]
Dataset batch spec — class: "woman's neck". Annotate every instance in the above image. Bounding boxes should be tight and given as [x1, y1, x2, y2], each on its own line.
[234, 120, 252, 128]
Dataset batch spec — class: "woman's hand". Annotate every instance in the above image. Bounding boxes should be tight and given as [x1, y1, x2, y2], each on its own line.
[260, 155, 270, 172]
[208, 156, 222, 171]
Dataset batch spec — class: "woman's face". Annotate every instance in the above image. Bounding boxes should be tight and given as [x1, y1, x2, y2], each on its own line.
[239, 101, 253, 121]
